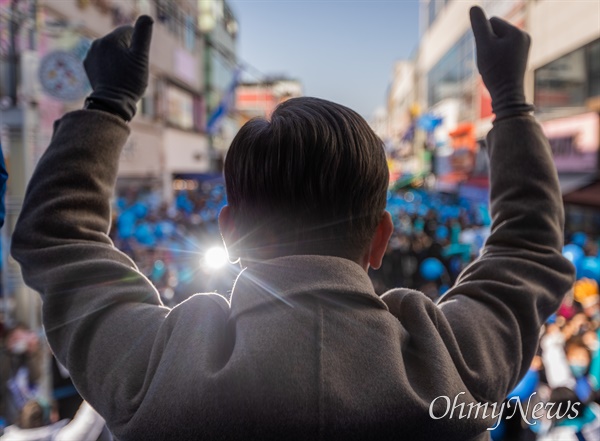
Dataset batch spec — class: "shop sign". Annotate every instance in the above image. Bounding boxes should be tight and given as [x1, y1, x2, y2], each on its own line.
[542, 112, 599, 173]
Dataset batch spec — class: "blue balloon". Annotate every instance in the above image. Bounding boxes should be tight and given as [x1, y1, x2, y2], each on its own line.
[175, 193, 194, 214]
[580, 257, 600, 282]
[132, 202, 148, 219]
[420, 257, 444, 281]
[117, 211, 136, 239]
[436, 225, 449, 241]
[563, 244, 585, 269]
[151, 260, 166, 280]
[116, 197, 127, 211]
[571, 232, 588, 248]
[135, 222, 156, 247]
[155, 221, 175, 239]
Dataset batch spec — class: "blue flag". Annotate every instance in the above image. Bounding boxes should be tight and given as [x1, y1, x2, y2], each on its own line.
[0, 143, 7, 228]
[206, 68, 241, 136]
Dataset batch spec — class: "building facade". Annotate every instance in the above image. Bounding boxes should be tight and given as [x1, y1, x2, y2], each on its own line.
[411, 0, 599, 205]
[0, 0, 238, 326]
[529, 0, 600, 231]
[384, 60, 425, 181]
[200, 0, 238, 171]
[236, 77, 303, 123]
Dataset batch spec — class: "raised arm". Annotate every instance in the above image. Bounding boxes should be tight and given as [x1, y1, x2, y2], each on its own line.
[10, 16, 173, 433]
[435, 7, 574, 402]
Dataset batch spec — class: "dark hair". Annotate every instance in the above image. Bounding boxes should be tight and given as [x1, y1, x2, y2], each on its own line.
[565, 336, 592, 364]
[18, 400, 46, 429]
[548, 387, 583, 421]
[224, 97, 389, 262]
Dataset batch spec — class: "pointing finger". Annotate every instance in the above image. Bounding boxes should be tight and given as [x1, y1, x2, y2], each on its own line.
[469, 6, 493, 42]
[131, 15, 154, 55]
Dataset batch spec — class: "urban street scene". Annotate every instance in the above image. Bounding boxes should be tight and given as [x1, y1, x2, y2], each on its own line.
[0, 0, 599, 439]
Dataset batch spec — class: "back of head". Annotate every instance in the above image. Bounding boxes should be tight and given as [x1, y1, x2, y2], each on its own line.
[548, 387, 583, 421]
[224, 97, 389, 263]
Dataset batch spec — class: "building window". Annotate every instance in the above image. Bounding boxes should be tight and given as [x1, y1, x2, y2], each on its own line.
[426, 31, 475, 108]
[156, 0, 198, 51]
[165, 83, 203, 132]
[223, 4, 238, 38]
[185, 15, 196, 52]
[534, 38, 600, 111]
[587, 39, 600, 98]
[427, 0, 446, 29]
[138, 77, 156, 119]
[428, 0, 437, 28]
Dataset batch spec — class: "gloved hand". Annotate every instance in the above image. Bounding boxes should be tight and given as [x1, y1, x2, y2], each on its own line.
[83, 15, 154, 121]
[469, 6, 534, 121]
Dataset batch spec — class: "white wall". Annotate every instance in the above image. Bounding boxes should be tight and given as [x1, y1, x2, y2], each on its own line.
[151, 26, 203, 91]
[119, 123, 163, 177]
[163, 128, 210, 173]
[417, 0, 530, 109]
[417, 1, 475, 75]
[529, 0, 600, 70]
[45, 0, 125, 39]
[388, 61, 415, 139]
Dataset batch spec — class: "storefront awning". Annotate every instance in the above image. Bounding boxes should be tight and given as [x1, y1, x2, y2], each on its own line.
[559, 173, 597, 195]
[563, 177, 600, 207]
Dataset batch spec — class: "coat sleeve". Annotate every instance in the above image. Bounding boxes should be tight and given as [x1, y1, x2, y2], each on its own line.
[435, 115, 574, 403]
[10, 110, 171, 425]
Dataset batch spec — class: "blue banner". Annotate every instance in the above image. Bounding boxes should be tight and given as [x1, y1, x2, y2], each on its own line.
[206, 68, 241, 136]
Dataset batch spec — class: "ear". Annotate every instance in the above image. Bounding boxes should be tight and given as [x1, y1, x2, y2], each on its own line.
[368, 211, 394, 270]
[218, 205, 240, 264]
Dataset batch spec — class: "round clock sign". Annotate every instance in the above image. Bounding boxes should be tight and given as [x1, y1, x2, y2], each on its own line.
[39, 51, 90, 101]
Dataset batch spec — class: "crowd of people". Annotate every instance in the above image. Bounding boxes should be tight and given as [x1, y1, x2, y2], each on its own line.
[108, 181, 496, 303]
[490, 276, 600, 440]
[108, 180, 236, 306]
[0, 322, 112, 439]
[370, 187, 491, 297]
[104, 181, 600, 307]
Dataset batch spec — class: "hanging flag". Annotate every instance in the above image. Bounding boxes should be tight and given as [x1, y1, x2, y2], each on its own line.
[0, 142, 7, 228]
[417, 113, 443, 132]
[400, 121, 416, 143]
[206, 68, 241, 136]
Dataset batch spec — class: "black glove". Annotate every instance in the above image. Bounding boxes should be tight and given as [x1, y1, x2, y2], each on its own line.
[469, 6, 534, 121]
[83, 15, 154, 122]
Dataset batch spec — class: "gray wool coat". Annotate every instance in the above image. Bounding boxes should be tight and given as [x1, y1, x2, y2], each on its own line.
[11, 110, 575, 440]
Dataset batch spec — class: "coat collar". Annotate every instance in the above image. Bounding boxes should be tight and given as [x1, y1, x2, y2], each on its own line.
[229, 255, 389, 319]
